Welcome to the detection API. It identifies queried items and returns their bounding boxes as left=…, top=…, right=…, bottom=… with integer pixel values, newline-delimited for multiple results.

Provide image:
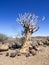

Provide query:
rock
left=12, top=44, right=16, bottom=49
left=33, top=46, right=38, bottom=51
left=8, top=42, right=16, bottom=49
left=10, top=52, right=16, bottom=57
left=47, top=38, right=49, bottom=41
left=9, top=42, right=16, bottom=50
left=16, top=42, right=22, bottom=48
left=41, top=39, right=47, bottom=44
left=31, top=40, right=38, bottom=47
left=25, top=53, right=30, bottom=57
left=30, top=40, right=38, bottom=51
left=9, top=42, right=22, bottom=49
left=6, top=52, right=9, bottom=56
left=42, top=39, right=49, bottom=45
left=36, top=47, right=42, bottom=51
left=29, top=49, right=36, bottom=56
left=0, top=44, right=9, bottom=51
left=46, top=40, right=49, bottom=45
left=11, top=42, right=16, bottom=49
left=37, top=40, right=43, bottom=45
left=29, top=46, right=33, bottom=50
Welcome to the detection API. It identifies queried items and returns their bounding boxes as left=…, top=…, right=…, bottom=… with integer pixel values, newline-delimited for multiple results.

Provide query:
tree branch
left=33, top=27, right=39, bottom=33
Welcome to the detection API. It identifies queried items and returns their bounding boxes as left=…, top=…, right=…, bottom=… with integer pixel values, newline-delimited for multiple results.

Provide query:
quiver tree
left=16, top=13, right=44, bottom=53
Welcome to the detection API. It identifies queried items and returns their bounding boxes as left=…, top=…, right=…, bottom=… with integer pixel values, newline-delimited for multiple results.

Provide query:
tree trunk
left=20, top=31, right=31, bottom=53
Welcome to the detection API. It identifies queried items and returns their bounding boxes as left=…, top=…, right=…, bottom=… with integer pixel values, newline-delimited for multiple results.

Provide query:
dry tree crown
left=16, top=13, right=45, bottom=35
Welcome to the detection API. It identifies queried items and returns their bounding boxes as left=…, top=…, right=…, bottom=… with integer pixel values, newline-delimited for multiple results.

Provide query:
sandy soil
left=0, top=46, right=49, bottom=65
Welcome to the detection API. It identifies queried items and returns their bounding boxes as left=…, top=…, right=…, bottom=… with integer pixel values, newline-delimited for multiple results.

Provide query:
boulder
left=47, top=38, right=49, bottom=41
left=10, top=52, right=16, bottom=57
left=16, top=42, right=22, bottom=48
left=46, top=40, right=49, bottom=45
left=37, top=40, right=43, bottom=45
left=31, top=40, right=38, bottom=47
left=33, top=46, right=38, bottom=51
left=42, top=39, right=49, bottom=45
left=29, top=45, right=37, bottom=51
left=29, top=49, right=36, bottom=56
left=0, top=44, right=9, bottom=51
left=41, top=39, right=47, bottom=44
left=29, top=46, right=33, bottom=50
left=9, top=42, right=22, bottom=49
left=12, top=44, right=17, bottom=49
left=11, top=42, right=16, bottom=49
left=8, top=42, right=16, bottom=49
left=30, top=41, right=38, bottom=51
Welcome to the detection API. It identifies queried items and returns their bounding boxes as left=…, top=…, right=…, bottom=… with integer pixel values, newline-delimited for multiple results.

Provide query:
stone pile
left=0, top=38, right=49, bottom=57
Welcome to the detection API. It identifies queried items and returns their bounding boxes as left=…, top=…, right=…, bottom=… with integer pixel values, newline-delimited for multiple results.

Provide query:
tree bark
left=20, top=31, right=31, bottom=53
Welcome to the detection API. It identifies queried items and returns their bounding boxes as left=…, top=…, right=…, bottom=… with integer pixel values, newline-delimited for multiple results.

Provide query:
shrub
left=0, top=33, right=8, bottom=43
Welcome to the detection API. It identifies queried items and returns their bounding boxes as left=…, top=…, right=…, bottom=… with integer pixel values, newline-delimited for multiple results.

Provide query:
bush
left=0, top=33, right=8, bottom=42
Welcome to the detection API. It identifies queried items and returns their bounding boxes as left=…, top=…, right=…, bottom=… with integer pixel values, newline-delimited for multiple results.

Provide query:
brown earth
left=0, top=46, right=49, bottom=65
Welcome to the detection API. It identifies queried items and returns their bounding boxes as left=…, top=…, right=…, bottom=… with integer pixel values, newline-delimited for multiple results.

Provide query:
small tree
left=16, top=13, right=45, bottom=53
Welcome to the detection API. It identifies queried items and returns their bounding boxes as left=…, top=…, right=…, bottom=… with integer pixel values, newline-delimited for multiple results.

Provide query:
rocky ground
left=0, top=46, right=49, bottom=65
left=0, top=37, right=49, bottom=65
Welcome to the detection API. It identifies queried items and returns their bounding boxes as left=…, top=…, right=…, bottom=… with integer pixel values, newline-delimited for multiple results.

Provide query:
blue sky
left=0, top=0, right=49, bottom=37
